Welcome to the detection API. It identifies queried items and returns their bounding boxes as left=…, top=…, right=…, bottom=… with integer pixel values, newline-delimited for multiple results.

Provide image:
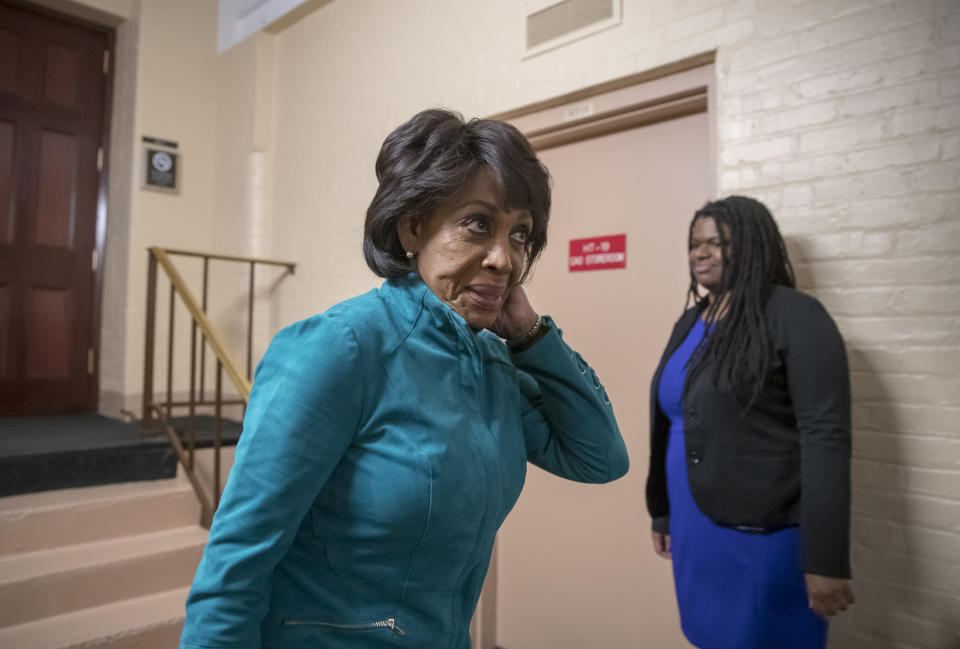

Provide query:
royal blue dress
left=658, top=318, right=827, bottom=649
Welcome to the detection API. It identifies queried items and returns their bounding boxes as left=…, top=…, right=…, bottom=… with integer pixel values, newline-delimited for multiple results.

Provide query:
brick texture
left=712, top=2, right=960, bottom=645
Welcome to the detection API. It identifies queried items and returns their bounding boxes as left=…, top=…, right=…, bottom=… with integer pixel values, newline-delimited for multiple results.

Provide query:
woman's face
left=399, top=169, right=533, bottom=330
left=689, top=216, right=729, bottom=300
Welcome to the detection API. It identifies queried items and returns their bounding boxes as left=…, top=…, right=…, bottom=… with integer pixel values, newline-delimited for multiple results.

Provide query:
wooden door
left=0, top=1, right=109, bottom=414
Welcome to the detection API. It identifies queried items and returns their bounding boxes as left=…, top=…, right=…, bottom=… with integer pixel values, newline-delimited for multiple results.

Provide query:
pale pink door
left=496, top=110, right=711, bottom=649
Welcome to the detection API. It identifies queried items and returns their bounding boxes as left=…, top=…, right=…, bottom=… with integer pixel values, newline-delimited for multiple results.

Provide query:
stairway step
left=0, top=586, right=189, bottom=649
left=0, top=477, right=200, bottom=554
left=0, top=525, right=207, bottom=627
left=0, top=444, right=179, bottom=497
left=0, top=414, right=242, bottom=497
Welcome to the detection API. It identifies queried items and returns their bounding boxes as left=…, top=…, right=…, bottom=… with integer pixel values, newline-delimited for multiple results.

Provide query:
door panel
left=497, top=112, right=710, bottom=649
left=27, top=287, right=71, bottom=377
left=43, top=41, right=82, bottom=108
left=35, top=129, right=78, bottom=247
left=0, top=1, right=107, bottom=413
left=0, top=28, right=17, bottom=93
left=0, top=119, right=12, bottom=243
left=0, top=284, right=8, bottom=377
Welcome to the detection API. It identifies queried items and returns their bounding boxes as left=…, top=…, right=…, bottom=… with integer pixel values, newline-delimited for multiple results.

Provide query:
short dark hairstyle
left=684, top=195, right=796, bottom=410
left=363, top=108, right=551, bottom=280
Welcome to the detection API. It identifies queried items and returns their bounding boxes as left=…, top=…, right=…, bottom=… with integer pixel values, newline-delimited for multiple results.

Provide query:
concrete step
left=0, top=525, right=207, bottom=627
left=0, top=586, right=189, bottom=649
left=0, top=477, right=200, bottom=555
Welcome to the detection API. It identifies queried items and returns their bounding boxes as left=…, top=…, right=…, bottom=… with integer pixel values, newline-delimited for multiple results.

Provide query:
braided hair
left=684, top=196, right=796, bottom=410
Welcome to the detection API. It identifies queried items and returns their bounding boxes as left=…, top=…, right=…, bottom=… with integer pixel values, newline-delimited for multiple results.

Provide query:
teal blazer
left=179, top=274, right=628, bottom=649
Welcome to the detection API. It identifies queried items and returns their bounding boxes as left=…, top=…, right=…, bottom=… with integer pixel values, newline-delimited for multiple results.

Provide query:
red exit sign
left=569, top=234, right=627, bottom=272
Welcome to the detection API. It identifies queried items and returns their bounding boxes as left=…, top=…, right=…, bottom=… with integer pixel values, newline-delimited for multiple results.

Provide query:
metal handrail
left=153, top=247, right=297, bottom=270
left=142, top=246, right=295, bottom=526
left=153, top=248, right=253, bottom=398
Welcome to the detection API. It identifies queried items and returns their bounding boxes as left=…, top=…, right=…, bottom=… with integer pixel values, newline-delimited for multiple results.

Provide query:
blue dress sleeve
left=510, top=317, right=629, bottom=483
left=179, top=314, right=363, bottom=649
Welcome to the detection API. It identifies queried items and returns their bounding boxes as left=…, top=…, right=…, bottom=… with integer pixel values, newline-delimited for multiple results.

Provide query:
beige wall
left=119, top=0, right=226, bottom=409
left=45, top=0, right=960, bottom=646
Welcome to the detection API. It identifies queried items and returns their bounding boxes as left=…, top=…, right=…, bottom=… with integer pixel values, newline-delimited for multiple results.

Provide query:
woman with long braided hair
left=645, top=196, right=854, bottom=649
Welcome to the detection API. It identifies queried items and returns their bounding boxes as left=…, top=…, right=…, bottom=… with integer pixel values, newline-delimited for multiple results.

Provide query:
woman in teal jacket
left=179, top=109, right=629, bottom=649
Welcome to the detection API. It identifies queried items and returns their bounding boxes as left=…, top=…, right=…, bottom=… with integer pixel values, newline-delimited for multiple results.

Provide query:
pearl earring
left=406, top=251, right=415, bottom=259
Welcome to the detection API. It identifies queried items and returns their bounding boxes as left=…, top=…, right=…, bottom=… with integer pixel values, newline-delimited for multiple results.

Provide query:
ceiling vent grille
left=526, top=0, right=615, bottom=49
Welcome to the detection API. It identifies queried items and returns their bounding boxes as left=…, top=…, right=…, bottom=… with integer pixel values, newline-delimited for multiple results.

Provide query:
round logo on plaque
left=152, top=151, right=173, bottom=172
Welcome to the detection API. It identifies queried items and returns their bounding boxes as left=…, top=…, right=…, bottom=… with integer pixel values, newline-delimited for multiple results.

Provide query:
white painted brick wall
left=719, top=0, right=960, bottom=635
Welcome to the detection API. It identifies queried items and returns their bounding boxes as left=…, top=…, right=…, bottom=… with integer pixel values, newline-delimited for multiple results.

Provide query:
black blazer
left=645, top=285, right=851, bottom=578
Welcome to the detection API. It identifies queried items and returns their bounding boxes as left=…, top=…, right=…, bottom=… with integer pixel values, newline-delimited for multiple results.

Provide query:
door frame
left=495, top=50, right=717, bottom=180
left=472, top=51, right=718, bottom=649
left=5, top=0, right=116, bottom=412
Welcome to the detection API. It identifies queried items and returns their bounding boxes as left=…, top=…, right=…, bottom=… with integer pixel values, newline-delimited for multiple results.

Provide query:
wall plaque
left=141, top=136, right=180, bottom=194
